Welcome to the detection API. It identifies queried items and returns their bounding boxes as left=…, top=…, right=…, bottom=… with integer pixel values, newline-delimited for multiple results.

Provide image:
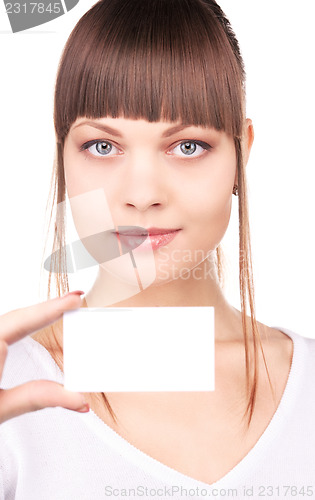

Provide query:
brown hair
left=44, top=0, right=274, bottom=430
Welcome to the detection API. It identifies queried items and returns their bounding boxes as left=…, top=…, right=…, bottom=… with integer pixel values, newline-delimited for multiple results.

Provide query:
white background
left=0, top=1, right=314, bottom=338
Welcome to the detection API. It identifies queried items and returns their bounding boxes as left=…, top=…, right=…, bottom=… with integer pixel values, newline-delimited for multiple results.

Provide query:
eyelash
left=79, top=139, right=212, bottom=159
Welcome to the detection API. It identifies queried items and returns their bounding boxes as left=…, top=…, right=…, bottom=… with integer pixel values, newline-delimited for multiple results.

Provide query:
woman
left=1, top=0, right=314, bottom=497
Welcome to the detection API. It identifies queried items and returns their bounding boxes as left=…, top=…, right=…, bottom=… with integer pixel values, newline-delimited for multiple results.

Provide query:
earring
left=232, top=185, right=238, bottom=196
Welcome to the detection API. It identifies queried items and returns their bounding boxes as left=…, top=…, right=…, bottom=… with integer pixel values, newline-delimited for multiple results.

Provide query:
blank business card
left=63, top=307, right=215, bottom=392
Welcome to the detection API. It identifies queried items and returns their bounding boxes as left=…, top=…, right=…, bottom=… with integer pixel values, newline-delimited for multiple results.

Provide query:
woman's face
left=63, top=116, right=239, bottom=287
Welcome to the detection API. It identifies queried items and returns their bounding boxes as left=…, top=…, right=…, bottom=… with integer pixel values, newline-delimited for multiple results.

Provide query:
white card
left=63, top=307, right=215, bottom=392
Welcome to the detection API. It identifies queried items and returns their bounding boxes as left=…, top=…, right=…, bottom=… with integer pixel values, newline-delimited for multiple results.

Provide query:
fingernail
left=63, top=290, right=85, bottom=298
left=76, top=403, right=90, bottom=413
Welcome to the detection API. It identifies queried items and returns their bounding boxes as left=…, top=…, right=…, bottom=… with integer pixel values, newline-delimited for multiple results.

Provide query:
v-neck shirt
left=1, top=326, right=315, bottom=499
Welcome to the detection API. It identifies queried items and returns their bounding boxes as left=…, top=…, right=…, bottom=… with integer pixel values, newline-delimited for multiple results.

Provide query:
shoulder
left=264, top=323, right=315, bottom=359
left=1, top=324, right=63, bottom=390
left=265, top=325, right=315, bottom=383
left=1, top=335, right=36, bottom=389
left=268, top=324, right=315, bottom=354
left=238, top=322, right=314, bottom=390
left=264, top=325, right=294, bottom=362
left=30, top=319, right=64, bottom=373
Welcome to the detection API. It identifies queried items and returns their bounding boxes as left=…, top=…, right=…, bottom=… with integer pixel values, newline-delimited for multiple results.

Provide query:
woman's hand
left=0, top=292, right=89, bottom=424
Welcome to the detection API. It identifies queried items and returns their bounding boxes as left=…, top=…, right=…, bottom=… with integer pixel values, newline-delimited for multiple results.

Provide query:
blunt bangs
left=54, top=0, right=246, bottom=142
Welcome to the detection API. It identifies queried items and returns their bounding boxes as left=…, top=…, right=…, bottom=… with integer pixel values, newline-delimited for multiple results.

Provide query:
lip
left=114, top=227, right=181, bottom=251
left=146, top=227, right=180, bottom=236
left=115, top=227, right=180, bottom=237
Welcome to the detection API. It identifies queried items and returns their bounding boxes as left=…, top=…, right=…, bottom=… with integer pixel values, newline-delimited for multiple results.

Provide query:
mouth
left=113, top=226, right=181, bottom=251
left=115, top=227, right=180, bottom=236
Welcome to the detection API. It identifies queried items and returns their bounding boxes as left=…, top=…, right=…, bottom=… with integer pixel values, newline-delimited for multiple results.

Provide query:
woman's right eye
left=80, top=140, right=120, bottom=157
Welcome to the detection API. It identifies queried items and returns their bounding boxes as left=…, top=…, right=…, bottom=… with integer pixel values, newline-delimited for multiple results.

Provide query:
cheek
left=183, top=160, right=235, bottom=248
left=197, top=194, right=232, bottom=250
left=63, top=147, right=116, bottom=240
left=63, top=146, right=98, bottom=198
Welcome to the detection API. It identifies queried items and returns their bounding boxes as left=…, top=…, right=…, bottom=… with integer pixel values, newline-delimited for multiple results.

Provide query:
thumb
left=0, top=380, right=89, bottom=424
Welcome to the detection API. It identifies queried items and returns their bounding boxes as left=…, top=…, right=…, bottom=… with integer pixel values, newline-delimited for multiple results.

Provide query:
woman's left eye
left=79, top=139, right=212, bottom=159
left=171, top=140, right=212, bottom=158
left=80, top=140, right=120, bottom=157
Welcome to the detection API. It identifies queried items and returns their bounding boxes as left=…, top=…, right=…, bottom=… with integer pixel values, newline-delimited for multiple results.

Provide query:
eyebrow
left=71, top=120, right=191, bottom=138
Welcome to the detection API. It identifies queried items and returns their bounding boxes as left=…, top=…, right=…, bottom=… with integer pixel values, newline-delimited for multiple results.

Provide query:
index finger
left=0, top=292, right=84, bottom=346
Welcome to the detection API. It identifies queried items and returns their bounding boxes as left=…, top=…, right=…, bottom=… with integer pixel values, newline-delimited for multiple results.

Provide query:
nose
left=121, top=154, right=168, bottom=212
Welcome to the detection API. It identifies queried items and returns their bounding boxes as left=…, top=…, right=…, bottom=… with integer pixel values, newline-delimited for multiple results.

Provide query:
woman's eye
left=171, top=140, right=212, bottom=158
left=80, top=140, right=120, bottom=157
left=79, top=139, right=211, bottom=159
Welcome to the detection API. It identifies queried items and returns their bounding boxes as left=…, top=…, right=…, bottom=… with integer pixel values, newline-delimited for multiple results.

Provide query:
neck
left=82, top=258, right=243, bottom=342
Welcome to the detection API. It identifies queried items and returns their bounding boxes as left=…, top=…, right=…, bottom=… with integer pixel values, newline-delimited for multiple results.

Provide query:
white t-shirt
left=0, top=326, right=315, bottom=500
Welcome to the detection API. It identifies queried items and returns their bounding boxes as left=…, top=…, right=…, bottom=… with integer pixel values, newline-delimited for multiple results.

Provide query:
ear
left=244, top=118, right=254, bottom=164
left=234, top=118, right=254, bottom=185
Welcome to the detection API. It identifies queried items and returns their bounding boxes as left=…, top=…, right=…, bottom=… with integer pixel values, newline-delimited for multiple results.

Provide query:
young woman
left=1, top=0, right=314, bottom=497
